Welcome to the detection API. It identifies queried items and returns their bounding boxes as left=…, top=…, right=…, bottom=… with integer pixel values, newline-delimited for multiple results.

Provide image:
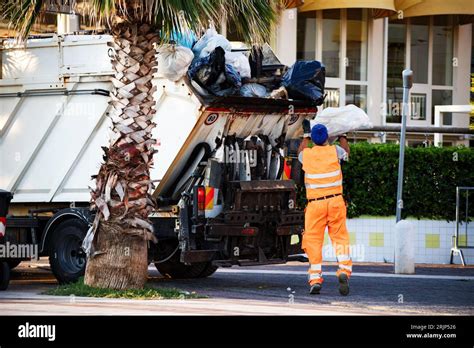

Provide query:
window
left=324, top=88, right=340, bottom=108
left=346, top=85, right=367, bottom=111
left=386, top=16, right=456, bottom=126
left=432, top=16, right=454, bottom=86
left=296, top=9, right=369, bottom=109
left=386, top=21, right=406, bottom=123
left=346, top=9, right=368, bottom=81
left=297, top=11, right=316, bottom=60
left=411, top=93, right=426, bottom=120
left=322, top=10, right=341, bottom=78
left=432, top=90, right=453, bottom=125
left=410, top=17, right=429, bottom=84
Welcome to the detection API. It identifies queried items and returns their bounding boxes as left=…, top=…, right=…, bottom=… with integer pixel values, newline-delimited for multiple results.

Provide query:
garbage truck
left=0, top=34, right=317, bottom=287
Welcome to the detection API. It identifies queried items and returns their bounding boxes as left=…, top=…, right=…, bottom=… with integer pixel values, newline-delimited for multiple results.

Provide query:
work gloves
left=302, top=119, right=311, bottom=138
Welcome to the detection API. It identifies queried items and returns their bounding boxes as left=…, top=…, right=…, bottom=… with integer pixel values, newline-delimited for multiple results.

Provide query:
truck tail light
left=0, top=190, right=13, bottom=238
left=0, top=217, right=6, bottom=238
left=241, top=227, right=257, bottom=236
left=197, top=186, right=206, bottom=215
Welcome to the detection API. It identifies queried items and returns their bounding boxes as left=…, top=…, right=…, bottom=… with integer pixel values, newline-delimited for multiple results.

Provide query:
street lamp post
left=395, top=69, right=413, bottom=222
left=394, top=69, right=415, bottom=274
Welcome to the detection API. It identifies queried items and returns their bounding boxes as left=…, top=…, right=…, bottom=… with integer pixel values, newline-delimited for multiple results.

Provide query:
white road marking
left=215, top=268, right=474, bottom=281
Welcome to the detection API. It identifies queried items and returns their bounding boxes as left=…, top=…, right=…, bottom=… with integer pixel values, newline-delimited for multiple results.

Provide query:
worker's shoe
left=337, top=273, right=350, bottom=296
left=309, top=283, right=322, bottom=295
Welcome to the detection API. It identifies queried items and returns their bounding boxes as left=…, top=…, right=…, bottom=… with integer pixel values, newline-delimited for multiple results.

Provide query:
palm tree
left=1, top=0, right=281, bottom=289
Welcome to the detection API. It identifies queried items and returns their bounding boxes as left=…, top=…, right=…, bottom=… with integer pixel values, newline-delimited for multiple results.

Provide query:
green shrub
left=298, top=143, right=474, bottom=221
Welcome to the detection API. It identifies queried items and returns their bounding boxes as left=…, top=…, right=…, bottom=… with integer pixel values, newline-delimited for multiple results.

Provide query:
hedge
left=298, top=143, right=474, bottom=221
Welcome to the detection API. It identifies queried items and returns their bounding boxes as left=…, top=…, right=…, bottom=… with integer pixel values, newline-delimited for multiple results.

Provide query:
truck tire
left=0, top=262, right=10, bottom=290
left=198, top=263, right=218, bottom=278
left=6, top=260, right=22, bottom=269
left=153, top=241, right=204, bottom=279
left=49, top=219, right=87, bottom=284
left=154, top=240, right=217, bottom=279
left=155, top=259, right=207, bottom=279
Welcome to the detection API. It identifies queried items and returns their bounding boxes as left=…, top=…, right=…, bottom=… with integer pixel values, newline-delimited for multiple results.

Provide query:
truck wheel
left=49, top=219, right=87, bottom=284
left=155, top=260, right=207, bottom=279
left=6, top=260, right=22, bottom=269
left=198, top=263, right=218, bottom=278
left=154, top=242, right=206, bottom=279
left=154, top=240, right=216, bottom=279
left=0, top=262, right=10, bottom=290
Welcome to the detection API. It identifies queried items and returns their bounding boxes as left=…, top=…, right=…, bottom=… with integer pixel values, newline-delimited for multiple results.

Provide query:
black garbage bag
left=188, top=46, right=241, bottom=96
left=282, top=61, right=325, bottom=105
left=249, top=45, right=263, bottom=78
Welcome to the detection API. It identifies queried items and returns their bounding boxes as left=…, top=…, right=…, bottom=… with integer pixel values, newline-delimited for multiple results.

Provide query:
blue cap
left=311, top=124, right=328, bottom=145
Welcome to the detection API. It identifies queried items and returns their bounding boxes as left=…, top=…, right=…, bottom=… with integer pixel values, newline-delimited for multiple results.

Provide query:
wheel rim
left=58, top=235, right=86, bottom=274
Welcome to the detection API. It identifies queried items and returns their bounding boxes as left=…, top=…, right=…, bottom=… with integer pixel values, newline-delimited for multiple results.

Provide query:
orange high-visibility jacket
left=302, top=145, right=343, bottom=199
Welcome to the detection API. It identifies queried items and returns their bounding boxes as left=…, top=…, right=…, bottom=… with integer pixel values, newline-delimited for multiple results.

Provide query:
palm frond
left=88, top=0, right=218, bottom=39
left=90, top=0, right=280, bottom=44
left=0, top=0, right=44, bottom=40
left=2, top=0, right=282, bottom=44
left=220, top=0, right=281, bottom=44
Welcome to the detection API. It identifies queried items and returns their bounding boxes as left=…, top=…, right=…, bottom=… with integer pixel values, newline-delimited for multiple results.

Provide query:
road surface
left=0, top=260, right=473, bottom=315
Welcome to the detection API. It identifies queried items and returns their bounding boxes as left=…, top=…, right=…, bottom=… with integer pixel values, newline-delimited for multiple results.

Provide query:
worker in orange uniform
left=298, top=123, right=352, bottom=296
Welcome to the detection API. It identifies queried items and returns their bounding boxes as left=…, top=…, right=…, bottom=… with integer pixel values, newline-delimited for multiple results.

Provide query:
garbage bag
left=311, top=104, right=373, bottom=137
left=249, top=45, right=263, bottom=78
left=282, top=61, right=325, bottom=105
left=207, top=64, right=242, bottom=96
left=225, top=51, right=251, bottom=79
left=169, top=29, right=197, bottom=49
left=188, top=47, right=241, bottom=96
left=188, top=46, right=226, bottom=87
left=222, top=64, right=242, bottom=90
left=193, top=28, right=232, bottom=59
left=240, top=83, right=268, bottom=97
left=157, top=45, right=194, bottom=82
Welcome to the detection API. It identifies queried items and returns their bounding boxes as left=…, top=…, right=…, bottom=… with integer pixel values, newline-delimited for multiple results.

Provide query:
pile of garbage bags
left=156, top=28, right=326, bottom=105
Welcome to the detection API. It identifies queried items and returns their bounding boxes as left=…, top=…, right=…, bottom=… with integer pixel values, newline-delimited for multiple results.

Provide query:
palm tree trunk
left=84, top=21, right=158, bottom=289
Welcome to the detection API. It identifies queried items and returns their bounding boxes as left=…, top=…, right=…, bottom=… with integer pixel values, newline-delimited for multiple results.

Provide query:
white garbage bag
left=225, top=51, right=251, bottom=79
left=311, top=104, right=373, bottom=137
left=157, top=45, right=194, bottom=82
left=240, top=83, right=267, bottom=97
left=193, top=28, right=232, bottom=59
left=82, top=225, right=94, bottom=258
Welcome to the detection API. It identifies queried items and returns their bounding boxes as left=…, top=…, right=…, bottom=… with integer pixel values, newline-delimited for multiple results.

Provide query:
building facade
left=273, top=2, right=473, bottom=147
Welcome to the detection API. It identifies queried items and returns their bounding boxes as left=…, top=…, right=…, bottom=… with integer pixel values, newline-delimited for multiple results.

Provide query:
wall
left=320, top=217, right=474, bottom=265
left=274, top=8, right=297, bottom=66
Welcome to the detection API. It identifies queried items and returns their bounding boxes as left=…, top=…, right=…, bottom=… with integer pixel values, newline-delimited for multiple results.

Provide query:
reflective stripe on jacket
left=302, top=145, right=343, bottom=199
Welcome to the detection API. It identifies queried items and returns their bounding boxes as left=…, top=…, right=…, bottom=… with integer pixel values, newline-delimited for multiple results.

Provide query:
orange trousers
left=302, top=195, right=352, bottom=285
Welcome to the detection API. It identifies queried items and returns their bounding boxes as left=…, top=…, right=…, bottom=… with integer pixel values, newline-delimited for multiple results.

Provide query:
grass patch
left=44, top=278, right=202, bottom=300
